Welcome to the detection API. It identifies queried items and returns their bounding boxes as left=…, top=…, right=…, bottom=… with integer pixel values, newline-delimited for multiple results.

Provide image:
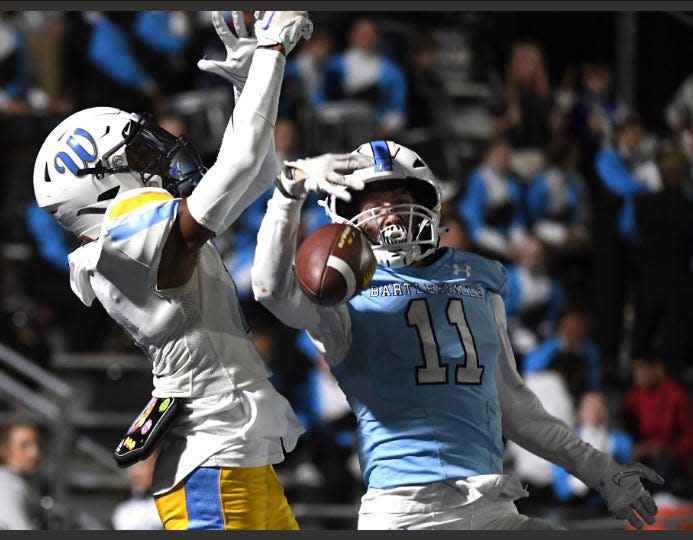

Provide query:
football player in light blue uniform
left=252, top=140, right=663, bottom=530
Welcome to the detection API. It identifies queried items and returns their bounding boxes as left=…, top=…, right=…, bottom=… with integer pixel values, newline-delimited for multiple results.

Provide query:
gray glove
left=594, top=460, right=664, bottom=529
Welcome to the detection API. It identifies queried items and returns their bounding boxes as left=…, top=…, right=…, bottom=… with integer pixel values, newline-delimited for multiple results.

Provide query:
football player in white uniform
left=251, top=140, right=664, bottom=530
left=33, top=11, right=313, bottom=530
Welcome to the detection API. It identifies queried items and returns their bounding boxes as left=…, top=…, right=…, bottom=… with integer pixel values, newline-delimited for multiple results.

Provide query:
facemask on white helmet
left=321, top=140, right=442, bottom=268
left=33, top=106, right=206, bottom=241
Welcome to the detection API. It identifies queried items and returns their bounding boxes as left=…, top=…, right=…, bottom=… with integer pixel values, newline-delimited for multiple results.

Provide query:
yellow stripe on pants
left=154, top=480, right=189, bottom=530
left=155, top=465, right=298, bottom=530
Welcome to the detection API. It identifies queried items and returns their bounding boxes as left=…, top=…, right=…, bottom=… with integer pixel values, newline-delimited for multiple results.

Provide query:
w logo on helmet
left=54, top=128, right=98, bottom=175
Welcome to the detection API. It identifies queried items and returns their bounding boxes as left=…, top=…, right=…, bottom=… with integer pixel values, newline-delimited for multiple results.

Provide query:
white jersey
left=68, top=187, right=305, bottom=495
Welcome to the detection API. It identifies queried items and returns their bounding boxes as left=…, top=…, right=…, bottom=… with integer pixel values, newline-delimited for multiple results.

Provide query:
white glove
left=594, top=460, right=664, bottom=529
left=253, top=11, right=313, bottom=56
left=197, top=11, right=256, bottom=96
left=280, top=153, right=373, bottom=201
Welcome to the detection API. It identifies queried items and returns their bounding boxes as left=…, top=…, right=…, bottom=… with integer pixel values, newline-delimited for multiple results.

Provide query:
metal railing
left=0, top=341, right=75, bottom=503
left=0, top=341, right=125, bottom=528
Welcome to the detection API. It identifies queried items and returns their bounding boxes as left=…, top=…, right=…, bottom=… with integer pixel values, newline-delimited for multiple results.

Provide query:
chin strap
left=75, top=163, right=131, bottom=180
left=374, top=243, right=424, bottom=269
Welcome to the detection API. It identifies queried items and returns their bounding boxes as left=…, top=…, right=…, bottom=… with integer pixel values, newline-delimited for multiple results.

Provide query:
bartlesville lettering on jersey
left=369, top=282, right=485, bottom=298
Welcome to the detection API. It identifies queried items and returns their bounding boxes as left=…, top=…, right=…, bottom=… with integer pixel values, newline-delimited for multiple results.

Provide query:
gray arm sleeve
left=490, top=292, right=612, bottom=487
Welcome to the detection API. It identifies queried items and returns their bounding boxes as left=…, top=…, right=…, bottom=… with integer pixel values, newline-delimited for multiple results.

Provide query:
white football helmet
left=33, top=106, right=205, bottom=241
left=321, top=140, right=442, bottom=268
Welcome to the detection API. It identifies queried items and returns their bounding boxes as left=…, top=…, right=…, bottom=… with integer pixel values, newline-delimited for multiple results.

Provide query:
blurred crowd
left=1, top=10, right=693, bottom=529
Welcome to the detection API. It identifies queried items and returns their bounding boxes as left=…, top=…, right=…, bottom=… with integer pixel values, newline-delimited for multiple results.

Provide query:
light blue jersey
left=331, top=248, right=509, bottom=489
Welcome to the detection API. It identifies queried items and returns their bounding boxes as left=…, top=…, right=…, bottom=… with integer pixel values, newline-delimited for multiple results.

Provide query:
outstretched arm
left=158, top=12, right=312, bottom=288
left=490, top=292, right=663, bottom=529
left=181, top=42, right=285, bottom=243
left=251, top=182, right=353, bottom=367
left=251, top=153, right=370, bottom=365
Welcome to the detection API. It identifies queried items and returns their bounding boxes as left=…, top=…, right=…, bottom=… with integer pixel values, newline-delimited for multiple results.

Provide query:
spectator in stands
left=10, top=12, right=74, bottom=115
left=491, top=39, right=561, bottom=181
left=458, top=137, right=526, bottom=262
left=623, top=354, right=693, bottom=495
left=0, top=12, right=31, bottom=115
left=523, top=308, right=600, bottom=390
left=112, top=448, right=162, bottom=530
left=282, top=27, right=334, bottom=120
left=596, top=113, right=660, bottom=239
left=0, top=421, right=42, bottom=530
left=526, top=138, right=590, bottom=252
left=628, top=144, right=693, bottom=378
left=552, top=392, right=633, bottom=504
left=592, top=112, right=656, bottom=377
left=504, top=236, right=563, bottom=356
left=131, top=12, right=192, bottom=96
left=80, top=12, right=159, bottom=112
left=403, top=32, right=454, bottom=179
left=665, top=70, right=693, bottom=135
left=315, top=17, right=408, bottom=138
left=569, top=61, right=625, bottom=183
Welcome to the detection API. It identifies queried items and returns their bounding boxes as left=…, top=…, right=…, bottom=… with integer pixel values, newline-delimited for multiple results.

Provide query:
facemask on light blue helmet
left=320, top=140, right=442, bottom=268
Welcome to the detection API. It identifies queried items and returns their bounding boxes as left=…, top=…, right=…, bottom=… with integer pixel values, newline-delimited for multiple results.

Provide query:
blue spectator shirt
left=314, top=50, right=407, bottom=127
left=523, top=336, right=601, bottom=390
left=458, top=165, right=525, bottom=244
left=595, top=146, right=651, bottom=240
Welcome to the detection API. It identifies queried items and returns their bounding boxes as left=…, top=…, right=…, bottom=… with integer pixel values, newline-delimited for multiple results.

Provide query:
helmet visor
left=124, top=114, right=206, bottom=197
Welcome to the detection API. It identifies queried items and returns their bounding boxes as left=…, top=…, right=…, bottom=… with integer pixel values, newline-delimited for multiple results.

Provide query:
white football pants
left=357, top=478, right=565, bottom=530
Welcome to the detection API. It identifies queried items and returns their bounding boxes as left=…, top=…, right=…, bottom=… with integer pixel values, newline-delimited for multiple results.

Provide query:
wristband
left=274, top=175, right=303, bottom=200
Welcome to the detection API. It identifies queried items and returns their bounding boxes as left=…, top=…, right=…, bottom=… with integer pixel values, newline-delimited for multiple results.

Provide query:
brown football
left=294, top=223, right=377, bottom=306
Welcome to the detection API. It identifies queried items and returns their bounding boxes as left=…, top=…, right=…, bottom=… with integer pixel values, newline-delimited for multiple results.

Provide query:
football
left=294, top=223, right=377, bottom=306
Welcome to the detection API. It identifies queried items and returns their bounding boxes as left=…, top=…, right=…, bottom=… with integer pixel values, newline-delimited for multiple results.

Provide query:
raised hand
left=197, top=11, right=256, bottom=92
left=285, top=154, right=372, bottom=201
left=254, top=11, right=313, bottom=56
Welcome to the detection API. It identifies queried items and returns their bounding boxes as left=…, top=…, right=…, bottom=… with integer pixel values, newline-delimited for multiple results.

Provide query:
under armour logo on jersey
left=452, top=264, right=472, bottom=278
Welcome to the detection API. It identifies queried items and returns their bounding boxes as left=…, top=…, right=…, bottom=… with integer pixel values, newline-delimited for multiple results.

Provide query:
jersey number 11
left=406, top=298, right=484, bottom=385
